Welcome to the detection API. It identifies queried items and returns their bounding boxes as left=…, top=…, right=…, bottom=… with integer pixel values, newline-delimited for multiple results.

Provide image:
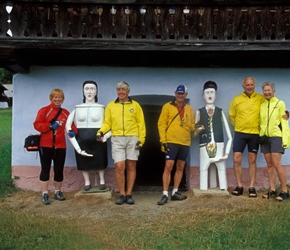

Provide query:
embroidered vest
left=198, top=106, right=224, bottom=144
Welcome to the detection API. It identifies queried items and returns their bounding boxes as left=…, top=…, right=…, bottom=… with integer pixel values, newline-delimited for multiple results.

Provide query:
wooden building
left=1, top=0, right=290, bottom=73
left=2, top=0, right=290, bottom=192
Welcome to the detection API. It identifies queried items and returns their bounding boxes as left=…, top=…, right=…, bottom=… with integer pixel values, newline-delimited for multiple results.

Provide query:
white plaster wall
left=12, top=66, right=290, bottom=169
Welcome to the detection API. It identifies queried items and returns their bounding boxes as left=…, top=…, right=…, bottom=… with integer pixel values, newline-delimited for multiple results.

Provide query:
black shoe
left=42, top=194, right=51, bottom=205
left=171, top=191, right=187, bottom=201
left=115, top=195, right=127, bottom=205
left=262, top=190, right=276, bottom=199
left=54, top=191, right=66, bottom=201
left=157, top=195, right=168, bottom=205
left=248, top=187, right=257, bottom=198
left=276, top=191, right=289, bottom=201
left=84, top=185, right=91, bottom=191
left=231, top=186, right=243, bottom=196
left=126, top=195, right=135, bottom=205
left=99, top=184, right=106, bottom=190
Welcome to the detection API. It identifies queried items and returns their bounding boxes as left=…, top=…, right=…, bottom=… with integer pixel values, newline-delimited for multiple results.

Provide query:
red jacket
left=33, top=103, right=73, bottom=148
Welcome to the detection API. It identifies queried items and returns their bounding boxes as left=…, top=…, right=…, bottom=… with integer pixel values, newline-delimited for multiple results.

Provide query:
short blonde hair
left=49, top=88, right=65, bottom=102
left=116, top=81, right=130, bottom=90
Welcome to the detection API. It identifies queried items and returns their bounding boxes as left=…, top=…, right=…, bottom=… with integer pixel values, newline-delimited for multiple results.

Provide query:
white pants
left=199, top=142, right=227, bottom=190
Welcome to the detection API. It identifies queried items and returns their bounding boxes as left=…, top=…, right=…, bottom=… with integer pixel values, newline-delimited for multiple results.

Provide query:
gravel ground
left=1, top=187, right=264, bottom=220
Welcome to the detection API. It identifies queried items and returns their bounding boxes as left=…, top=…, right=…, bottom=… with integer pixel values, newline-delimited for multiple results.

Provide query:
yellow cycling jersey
left=99, top=97, right=146, bottom=145
left=158, top=100, right=196, bottom=146
left=229, top=91, right=264, bottom=134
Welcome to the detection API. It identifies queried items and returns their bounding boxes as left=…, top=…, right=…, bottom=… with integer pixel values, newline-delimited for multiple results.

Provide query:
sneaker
left=99, top=184, right=106, bottom=190
left=157, top=195, right=168, bottom=205
left=171, top=191, right=187, bottom=201
left=126, top=195, right=135, bottom=205
left=42, top=194, right=51, bottom=205
left=54, top=191, right=66, bottom=201
left=115, top=195, right=127, bottom=205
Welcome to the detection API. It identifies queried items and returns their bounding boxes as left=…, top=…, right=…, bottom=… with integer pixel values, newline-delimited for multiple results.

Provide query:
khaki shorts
left=111, top=136, right=139, bottom=163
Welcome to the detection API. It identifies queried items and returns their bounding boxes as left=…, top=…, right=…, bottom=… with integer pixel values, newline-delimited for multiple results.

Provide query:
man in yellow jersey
left=157, top=85, right=200, bottom=205
left=96, top=81, right=146, bottom=205
left=229, top=77, right=264, bottom=198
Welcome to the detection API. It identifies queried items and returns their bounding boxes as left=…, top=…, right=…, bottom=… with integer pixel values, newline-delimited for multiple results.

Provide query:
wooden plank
left=9, top=1, right=290, bottom=6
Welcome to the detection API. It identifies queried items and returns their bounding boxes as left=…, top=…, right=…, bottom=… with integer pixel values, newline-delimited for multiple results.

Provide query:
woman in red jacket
left=34, top=88, right=73, bottom=205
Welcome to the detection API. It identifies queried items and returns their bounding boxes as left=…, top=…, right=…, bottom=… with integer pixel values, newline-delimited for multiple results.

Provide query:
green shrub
left=0, top=108, right=14, bottom=197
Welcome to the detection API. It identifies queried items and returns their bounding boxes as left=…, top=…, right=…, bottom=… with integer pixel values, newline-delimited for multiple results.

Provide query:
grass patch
left=94, top=202, right=290, bottom=250
left=0, top=207, right=103, bottom=250
left=0, top=108, right=17, bottom=199
left=3, top=202, right=288, bottom=250
left=0, top=108, right=12, bottom=183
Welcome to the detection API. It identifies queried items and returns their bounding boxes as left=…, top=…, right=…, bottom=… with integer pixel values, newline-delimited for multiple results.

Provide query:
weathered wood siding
left=1, top=3, right=290, bottom=42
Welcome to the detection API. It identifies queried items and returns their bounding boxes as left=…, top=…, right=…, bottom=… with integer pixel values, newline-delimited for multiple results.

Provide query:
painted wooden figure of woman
left=66, top=80, right=111, bottom=191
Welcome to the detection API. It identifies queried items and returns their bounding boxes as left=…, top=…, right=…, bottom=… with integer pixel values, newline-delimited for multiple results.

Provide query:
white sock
left=163, top=191, right=168, bottom=197
left=172, top=188, right=178, bottom=196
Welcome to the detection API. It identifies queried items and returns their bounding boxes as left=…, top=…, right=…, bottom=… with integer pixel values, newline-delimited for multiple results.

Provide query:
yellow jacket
left=260, top=96, right=290, bottom=148
left=99, top=97, right=146, bottom=145
left=158, top=100, right=196, bottom=146
left=229, top=91, right=264, bottom=134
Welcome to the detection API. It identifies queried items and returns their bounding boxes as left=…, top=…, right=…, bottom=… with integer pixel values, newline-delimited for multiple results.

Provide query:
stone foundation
left=188, top=165, right=290, bottom=190
left=12, top=165, right=290, bottom=192
left=12, top=166, right=117, bottom=192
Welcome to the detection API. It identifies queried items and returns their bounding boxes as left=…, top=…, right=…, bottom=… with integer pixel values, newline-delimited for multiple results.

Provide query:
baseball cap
left=175, top=85, right=188, bottom=94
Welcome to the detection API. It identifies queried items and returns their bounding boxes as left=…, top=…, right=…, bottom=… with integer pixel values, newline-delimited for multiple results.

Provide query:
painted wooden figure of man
left=195, top=81, right=232, bottom=190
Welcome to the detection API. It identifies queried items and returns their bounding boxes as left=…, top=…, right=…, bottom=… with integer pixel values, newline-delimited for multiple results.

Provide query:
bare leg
left=271, top=153, right=287, bottom=192
left=54, top=180, right=62, bottom=190
left=233, top=152, right=243, bottom=187
left=248, top=152, right=257, bottom=188
left=40, top=180, right=49, bottom=192
left=162, top=160, right=175, bottom=191
left=263, top=153, right=276, bottom=191
left=173, top=160, right=185, bottom=189
left=126, top=160, right=137, bottom=195
left=115, top=161, right=126, bottom=195
left=157, top=159, right=174, bottom=205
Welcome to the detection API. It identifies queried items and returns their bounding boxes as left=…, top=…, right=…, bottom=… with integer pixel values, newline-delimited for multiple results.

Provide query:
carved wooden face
left=83, top=83, right=97, bottom=103
left=203, top=88, right=216, bottom=105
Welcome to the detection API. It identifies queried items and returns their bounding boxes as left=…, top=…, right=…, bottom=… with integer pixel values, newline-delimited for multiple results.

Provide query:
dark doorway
left=135, top=104, right=164, bottom=187
left=133, top=95, right=187, bottom=191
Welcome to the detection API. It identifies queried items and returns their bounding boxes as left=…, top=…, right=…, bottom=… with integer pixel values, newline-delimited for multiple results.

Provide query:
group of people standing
left=230, top=77, right=289, bottom=201
left=33, top=76, right=290, bottom=206
left=34, top=80, right=145, bottom=205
